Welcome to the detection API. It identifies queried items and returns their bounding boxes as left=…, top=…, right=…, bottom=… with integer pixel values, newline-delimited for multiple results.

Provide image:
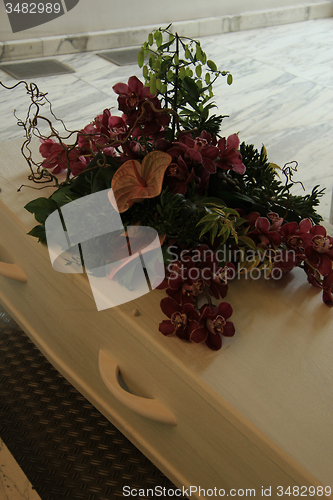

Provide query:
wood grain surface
left=0, top=138, right=332, bottom=499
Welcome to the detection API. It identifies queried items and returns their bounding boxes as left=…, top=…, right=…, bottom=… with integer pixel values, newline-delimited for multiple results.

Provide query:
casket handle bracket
left=0, top=262, right=27, bottom=282
left=99, top=350, right=177, bottom=426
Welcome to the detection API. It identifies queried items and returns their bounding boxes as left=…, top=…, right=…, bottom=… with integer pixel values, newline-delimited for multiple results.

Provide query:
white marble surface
left=0, top=438, right=42, bottom=500
left=0, top=18, right=332, bottom=222
left=0, top=1, right=332, bottom=61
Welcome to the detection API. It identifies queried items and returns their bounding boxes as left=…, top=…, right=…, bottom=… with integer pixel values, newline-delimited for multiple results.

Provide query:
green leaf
left=199, top=220, right=216, bottom=239
left=24, top=197, right=58, bottom=224
left=182, top=76, right=200, bottom=101
left=148, top=33, right=154, bottom=46
left=167, top=69, right=174, bottom=81
left=27, top=224, right=46, bottom=243
left=197, top=213, right=219, bottom=224
left=211, top=223, right=218, bottom=244
left=219, top=191, right=255, bottom=208
left=50, top=184, right=81, bottom=206
left=179, top=66, right=186, bottom=79
left=150, top=76, right=157, bottom=95
left=222, top=207, right=240, bottom=217
left=196, top=65, right=202, bottom=77
left=92, top=166, right=118, bottom=193
left=138, top=49, right=145, bottom=68
left=238, top=235, right=257, bottom=250
left=219, top=227, right=231, bottom=245
left=261, top=144, right=267, bottom=160
left=153, top=59, right=161, bottom=71
left=207, top=59, right=217, bottom=71
left=199, top=197, right=226, bottom=208
left=227, top=73, right=233, bottom=85
left=217, top=225, right=228, bottom=236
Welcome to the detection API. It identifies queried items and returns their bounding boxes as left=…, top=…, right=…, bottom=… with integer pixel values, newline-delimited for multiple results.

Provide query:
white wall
left=0, top=0, right=326, bottom=41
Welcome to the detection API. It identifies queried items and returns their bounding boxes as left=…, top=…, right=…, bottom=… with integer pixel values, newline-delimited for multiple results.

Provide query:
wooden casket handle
left=98, top=350, right=177, bottom=426
left=0, top=262, right=27, bottom=282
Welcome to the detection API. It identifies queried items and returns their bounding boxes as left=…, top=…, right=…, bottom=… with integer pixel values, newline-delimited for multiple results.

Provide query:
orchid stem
left=171, top=32, right=180, bottom=141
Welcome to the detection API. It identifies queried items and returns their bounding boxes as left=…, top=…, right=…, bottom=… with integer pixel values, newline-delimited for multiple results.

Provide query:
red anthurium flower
left=190, top=302, right=235, bottom=351
left=159, top=298, right=200, bottom=340
left=304, top=225, right=333, bottom=276
left=216, top=133, right=246, bottom=174
left=110, top=151, right=172, bottom=213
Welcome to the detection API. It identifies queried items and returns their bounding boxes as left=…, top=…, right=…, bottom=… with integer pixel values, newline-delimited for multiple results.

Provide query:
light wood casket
left=0, top=139, right=332, bottom=499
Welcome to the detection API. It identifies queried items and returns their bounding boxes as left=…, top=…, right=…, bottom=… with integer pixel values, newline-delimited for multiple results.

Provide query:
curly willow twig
left=282, top=160, right=305, bottom=191
left=0, top=80, right=178, bottom=190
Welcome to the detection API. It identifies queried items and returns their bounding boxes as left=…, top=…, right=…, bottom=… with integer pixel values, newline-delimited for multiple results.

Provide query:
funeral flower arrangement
left=2, top=27, right=332, bottom=351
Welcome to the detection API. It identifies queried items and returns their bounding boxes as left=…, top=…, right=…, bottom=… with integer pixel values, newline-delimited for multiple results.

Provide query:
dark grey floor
left=0, top=305, right=186, bottom=500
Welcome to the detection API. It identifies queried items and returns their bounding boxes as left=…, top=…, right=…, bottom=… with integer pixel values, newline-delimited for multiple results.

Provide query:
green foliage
left=121, top=188, right=201, bottom=249
left=25, top=197, right=58, bottom=224
left=140, top=26, right=232, bottom=138
left=208, top=143, right=324, bottom=224
left=196, top=201, right=245, bottom=246
left=27, top=224, right=47, bottom=243
left=238, top=143, right=324, bottom=224
left=181, top=113, right=225, bottom=137
left=25, top=154, right=119, bottom=241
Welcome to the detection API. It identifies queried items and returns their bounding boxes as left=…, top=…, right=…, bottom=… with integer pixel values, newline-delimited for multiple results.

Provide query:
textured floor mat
left=0, top=60, right=74, bottom=79
left=97, top=48, right=142, bottom=66
left=0, top=306, right=186, bottom=500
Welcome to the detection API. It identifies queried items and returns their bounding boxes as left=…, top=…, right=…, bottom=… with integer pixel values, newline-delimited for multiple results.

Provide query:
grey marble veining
left=0, top=1, right=332, bottom=62
left=0, top=18, right=332, bottom=220
left=0, top=438, right=42, bottom=500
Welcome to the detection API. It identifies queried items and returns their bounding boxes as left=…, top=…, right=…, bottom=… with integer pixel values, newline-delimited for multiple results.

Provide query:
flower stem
left=171, top=33, right=180, bottom=141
